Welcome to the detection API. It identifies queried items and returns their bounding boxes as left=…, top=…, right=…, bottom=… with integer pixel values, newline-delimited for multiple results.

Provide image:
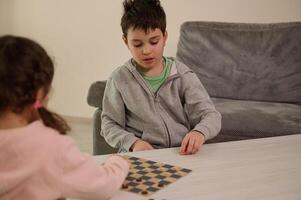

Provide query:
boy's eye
left=134, top=44, right=142, bottom=47
left=150, top=41, right=159, bottom=45
left=133, top=43, right=142, bottom=47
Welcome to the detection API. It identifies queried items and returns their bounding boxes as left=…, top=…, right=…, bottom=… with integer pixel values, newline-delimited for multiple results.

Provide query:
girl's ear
left=35, top=87, right=48, bottom=107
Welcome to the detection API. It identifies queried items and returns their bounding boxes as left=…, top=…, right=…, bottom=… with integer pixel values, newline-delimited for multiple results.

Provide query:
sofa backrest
left=176, top=21, right=301, bottom=103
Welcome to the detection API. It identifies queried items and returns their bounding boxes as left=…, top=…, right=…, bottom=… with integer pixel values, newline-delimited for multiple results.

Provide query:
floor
left=66, top=117, right=93, bottom=155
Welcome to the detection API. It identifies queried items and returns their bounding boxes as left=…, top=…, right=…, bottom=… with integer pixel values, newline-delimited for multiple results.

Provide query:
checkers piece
left=158, top=182, right=164, bottom=187
left=121, top=156, right=192, bottom=196
left=122, top=183, right=128, bottom=189
left=142, top=190, right=148, bottom=195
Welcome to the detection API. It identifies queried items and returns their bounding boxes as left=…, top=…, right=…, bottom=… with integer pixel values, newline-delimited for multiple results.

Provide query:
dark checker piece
left=121, top=156, right=192, bottom=196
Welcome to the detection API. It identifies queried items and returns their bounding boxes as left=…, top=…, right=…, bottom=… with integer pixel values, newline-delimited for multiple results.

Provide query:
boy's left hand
left=180, top=131, right=205, bottom=155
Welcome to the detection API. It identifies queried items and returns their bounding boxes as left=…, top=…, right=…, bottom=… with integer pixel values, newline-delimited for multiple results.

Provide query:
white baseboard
left=62, top=115, right=93, bottom=124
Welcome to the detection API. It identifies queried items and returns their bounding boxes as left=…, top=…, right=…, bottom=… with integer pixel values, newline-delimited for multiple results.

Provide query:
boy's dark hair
left=0, top=35, right=70, bottom=135
left=121, top=0, right=166, bottom=37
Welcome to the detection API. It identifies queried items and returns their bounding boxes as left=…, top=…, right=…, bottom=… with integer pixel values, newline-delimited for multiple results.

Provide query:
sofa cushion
left=177, top=21, right=301, bottom=103
left=207, top=98, right=301, bottom=143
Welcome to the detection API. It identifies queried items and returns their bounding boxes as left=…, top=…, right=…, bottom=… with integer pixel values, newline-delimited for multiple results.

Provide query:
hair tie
left=33, top=100, right=43, bottom=109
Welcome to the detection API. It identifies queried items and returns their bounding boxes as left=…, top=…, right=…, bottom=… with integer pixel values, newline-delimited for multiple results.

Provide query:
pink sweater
left=0, top=121, right=129, bottom=200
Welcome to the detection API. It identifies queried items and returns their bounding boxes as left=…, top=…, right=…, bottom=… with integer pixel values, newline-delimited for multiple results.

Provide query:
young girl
left=0, top=35, right=129, bottom=200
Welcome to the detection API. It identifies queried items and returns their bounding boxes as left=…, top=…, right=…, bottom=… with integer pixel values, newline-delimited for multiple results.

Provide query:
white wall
left=0, top=0, right=13, bottom=34
left=2, top=0, right=301, bottom=118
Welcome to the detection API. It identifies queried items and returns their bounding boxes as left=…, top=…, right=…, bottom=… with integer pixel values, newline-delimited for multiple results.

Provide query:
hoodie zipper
left=127, top=58, right=192, bottom=148
left=135, top=71, right=171, bottom=147
left=134, top=70, right=177, bottom=148
left=153, top=75, right=179, bottom=148
left=154, top=94, right=171, bottom=148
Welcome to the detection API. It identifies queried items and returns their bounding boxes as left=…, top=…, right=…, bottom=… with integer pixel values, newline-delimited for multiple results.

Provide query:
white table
left=94, top=135, right=301, bottom=200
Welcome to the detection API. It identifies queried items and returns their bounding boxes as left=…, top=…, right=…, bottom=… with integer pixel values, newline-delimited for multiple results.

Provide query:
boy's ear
left=163, top=31, right=168, bottom=46
left=122, top=35, right=129, bottom=47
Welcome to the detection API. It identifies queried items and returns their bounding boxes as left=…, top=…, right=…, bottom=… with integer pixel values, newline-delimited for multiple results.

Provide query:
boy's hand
left=131, top=139, right=154, bottom=152
left=180, top=131, right=205, bottom=155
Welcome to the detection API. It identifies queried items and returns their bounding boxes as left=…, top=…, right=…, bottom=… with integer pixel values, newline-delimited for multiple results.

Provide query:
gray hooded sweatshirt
left=101, top=58, right=221, bottom=152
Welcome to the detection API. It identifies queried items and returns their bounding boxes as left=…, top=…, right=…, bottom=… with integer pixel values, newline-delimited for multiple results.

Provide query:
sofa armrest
left=93, top=108, right=117, bottom=155
left=87, top=81, right=117, bottom=155
left=87, top=81, right=107, bottom=108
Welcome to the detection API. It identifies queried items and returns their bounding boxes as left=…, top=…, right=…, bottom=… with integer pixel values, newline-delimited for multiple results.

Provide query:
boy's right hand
left=131, top=139, right=154, bottom=152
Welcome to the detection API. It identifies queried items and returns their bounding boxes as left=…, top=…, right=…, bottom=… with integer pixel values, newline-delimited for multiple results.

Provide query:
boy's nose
left=142, top=45, right=151, bottom=55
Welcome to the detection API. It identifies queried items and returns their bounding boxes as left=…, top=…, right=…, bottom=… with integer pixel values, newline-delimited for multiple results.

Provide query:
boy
left=101, top=0, right=221, bottom=155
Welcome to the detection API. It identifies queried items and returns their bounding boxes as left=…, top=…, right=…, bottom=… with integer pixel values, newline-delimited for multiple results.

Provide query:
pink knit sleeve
left=55, top=137, right=129, bottom=200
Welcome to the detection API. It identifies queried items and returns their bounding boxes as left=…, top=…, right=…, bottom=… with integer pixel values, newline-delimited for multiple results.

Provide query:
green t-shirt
left=139, top=57, right=172, bottom=93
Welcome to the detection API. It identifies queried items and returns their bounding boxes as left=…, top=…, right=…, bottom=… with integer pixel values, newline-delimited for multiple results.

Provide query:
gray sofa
left=87, top=80, right=116, bottom=155
left=87, top=21, right=301, bottom=155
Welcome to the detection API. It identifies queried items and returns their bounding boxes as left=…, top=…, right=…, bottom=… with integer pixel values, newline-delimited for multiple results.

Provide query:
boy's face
left=123, top=27, right=167, bottom=73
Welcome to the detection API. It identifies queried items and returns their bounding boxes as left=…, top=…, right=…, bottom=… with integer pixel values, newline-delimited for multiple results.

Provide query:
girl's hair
left=0, top=35, right=70, bottom=134
left=121, top=0, right=166, bottom=37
